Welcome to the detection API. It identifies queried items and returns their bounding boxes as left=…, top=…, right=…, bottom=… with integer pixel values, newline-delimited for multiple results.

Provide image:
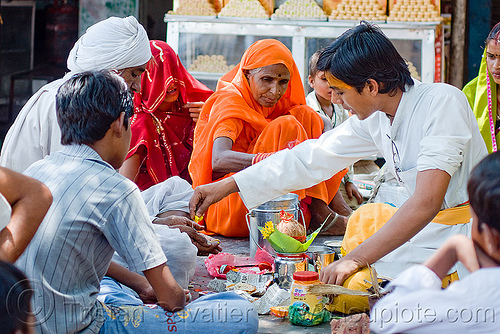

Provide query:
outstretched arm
left=320, top=169, right=450, bottom=285
left=0, top=167, right=52, bottom=262
left=189, top=177, right=239, bottom=219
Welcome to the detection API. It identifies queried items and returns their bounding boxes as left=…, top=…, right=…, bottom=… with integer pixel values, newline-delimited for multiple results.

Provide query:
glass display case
left=165, top=15, right=444, bottom=91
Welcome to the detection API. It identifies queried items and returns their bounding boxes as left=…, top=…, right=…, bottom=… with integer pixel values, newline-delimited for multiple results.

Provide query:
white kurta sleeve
left=233, top=117, right=379, bottom=209
left=0, top=79, right=65, bottom=173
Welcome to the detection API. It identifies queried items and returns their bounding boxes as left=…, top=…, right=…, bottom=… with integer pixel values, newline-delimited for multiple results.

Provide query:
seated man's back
left=16, top=144, right=165, bottom=333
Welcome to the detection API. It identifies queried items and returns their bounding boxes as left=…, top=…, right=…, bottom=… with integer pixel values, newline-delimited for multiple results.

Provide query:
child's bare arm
left=0, top=167, right=52, bottom=262
left=143, top=263, right=186, bottom=311
left=106, top=261, right=158, bottom=303
left=423, top=234, right=480, bottom=280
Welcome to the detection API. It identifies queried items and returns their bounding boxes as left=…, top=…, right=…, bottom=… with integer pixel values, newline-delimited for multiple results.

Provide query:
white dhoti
left=112, top=177, right=197, bottom=289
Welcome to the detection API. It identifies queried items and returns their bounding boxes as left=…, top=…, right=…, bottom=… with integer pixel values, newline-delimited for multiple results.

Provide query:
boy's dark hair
left=486, top=22, right=500, bottom=46
left=468, top=151, right=500, bottom=232
left=317, top=21, right=414, bottom=95
left=56, top=70, right=133, bottom=146
left=0, top=260, right=33, bottom=334
left=308, top=50, right=322, bottom=77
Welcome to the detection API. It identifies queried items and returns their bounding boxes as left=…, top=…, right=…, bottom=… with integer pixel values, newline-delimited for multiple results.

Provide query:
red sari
left=129, top=40, right=213, bottom=190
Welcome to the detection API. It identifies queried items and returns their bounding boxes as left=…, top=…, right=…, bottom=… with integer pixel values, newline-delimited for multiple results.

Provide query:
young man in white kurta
left=234, top=78, right=487, bottom=278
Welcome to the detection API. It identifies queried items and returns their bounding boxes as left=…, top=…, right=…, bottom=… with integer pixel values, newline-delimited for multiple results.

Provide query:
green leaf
left=258, top=220, right=326, bottom=253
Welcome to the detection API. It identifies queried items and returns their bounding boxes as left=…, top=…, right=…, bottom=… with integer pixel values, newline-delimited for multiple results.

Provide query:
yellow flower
left=261, top=221, right=275, bottom=239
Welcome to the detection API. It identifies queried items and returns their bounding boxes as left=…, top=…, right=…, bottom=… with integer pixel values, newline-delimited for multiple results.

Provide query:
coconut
left=276, top=210, right=306, bottom=242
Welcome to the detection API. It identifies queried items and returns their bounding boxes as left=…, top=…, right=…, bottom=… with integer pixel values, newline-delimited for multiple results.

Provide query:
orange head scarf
left=189, top=39, right=317, bottom=187
left=217, top=38, right=307, bottom=118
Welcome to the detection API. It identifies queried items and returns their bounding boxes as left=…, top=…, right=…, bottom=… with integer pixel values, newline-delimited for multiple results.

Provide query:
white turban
left=67, top=16, right=151, bottom=72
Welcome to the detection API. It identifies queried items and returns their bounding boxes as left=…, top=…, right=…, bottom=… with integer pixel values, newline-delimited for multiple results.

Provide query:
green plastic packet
left=288, top=301, right=331, bottom=326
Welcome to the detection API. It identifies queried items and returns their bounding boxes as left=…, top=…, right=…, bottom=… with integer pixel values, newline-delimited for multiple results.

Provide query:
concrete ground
left=189, top=235, right=344, bottom=333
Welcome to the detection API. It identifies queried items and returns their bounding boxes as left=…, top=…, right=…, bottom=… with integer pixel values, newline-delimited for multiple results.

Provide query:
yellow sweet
left=272, top=0, right=327, bottom=19
left=188, top=54, right=234, bottom=73
left=329, top=0, right=387, bottom=21
left=219, top=0, right=269, bottom=18
left=387, top=0, right=443, bottom=22
left=168, top=0, right=216, bottom=16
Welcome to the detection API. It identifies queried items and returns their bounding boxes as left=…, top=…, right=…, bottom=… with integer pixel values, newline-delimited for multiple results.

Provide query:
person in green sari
left=463, top=22, right=500, bottom=153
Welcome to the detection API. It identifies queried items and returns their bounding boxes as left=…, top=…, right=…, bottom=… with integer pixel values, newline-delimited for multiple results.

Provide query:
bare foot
left=321, top=215, right=348, bottom=235
left=308, top=197, right=346, bottom=235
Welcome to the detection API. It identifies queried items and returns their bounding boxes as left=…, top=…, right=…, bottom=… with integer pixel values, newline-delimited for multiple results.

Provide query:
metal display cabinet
left=165, top=15, right=444, bottom=91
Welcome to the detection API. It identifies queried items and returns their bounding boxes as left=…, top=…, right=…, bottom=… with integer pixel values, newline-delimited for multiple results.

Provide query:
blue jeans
left=98, top=277, right=258, bottom=333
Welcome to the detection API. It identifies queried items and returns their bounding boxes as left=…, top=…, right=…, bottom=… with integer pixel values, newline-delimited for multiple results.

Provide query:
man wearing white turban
left=0, top=16, right=151, bottom=173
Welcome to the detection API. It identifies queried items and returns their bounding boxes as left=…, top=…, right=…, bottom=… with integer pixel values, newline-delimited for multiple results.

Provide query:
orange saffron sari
left=189, top=39, right=345, bottom=237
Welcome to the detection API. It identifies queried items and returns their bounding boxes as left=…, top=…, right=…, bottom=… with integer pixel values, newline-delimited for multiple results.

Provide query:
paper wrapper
left=226, top=270, right=273, bottom=296
left=253, top=283, right=291, bottom=315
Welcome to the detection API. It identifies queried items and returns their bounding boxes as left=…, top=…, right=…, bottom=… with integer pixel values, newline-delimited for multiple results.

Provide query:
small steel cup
left=305, top=246, right=336, bottom=273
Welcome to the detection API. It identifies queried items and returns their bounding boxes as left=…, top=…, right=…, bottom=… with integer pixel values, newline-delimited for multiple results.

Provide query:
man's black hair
left=317, top=21, right=414, bottom=95
left=0, top=260, right=33, bottom=334
left=468, top=151, right=500, bottom=232
left=56, top=70, right=134, bottom=146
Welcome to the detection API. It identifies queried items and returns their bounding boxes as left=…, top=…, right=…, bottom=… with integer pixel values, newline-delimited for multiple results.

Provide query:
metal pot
left=324, top=239, right=343, bottom=260
left=305, top=246, right=336, bottom=273
left=274, top=252, right=307, bottom=289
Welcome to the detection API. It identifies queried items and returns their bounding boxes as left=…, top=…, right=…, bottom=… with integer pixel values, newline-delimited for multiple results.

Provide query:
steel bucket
left=246, top=193, right=303, bottom=257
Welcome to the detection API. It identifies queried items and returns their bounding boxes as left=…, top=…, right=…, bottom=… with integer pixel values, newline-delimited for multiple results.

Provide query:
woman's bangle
left=320, top=212, right=339, bottom=233
left=251, top=152, right=274, bottom=165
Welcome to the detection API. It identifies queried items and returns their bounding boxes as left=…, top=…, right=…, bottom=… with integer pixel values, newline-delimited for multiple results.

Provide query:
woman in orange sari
left=189, top=39, right=350, bottom=237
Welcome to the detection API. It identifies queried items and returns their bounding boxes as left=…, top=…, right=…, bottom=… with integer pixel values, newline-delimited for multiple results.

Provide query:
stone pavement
left=188, top=235, right=345, bottom=333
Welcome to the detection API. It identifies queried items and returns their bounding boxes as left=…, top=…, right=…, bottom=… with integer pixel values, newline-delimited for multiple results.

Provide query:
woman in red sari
left=189, top=39, right=350, bottom=237
left=120, top=40, right=213, bottom=189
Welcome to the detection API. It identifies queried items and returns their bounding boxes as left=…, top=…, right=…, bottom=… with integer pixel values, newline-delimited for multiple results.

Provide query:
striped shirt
left=16, top=144, right=166, bottom=333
